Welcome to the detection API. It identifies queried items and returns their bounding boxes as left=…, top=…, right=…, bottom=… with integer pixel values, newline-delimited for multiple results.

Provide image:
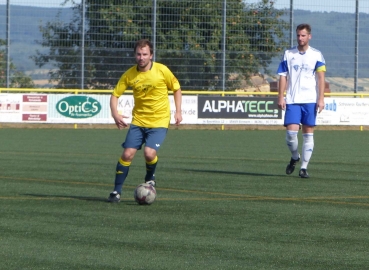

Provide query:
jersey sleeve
left=170, top=76, right=181, bottom=92
left=315, top=61, right=326, bottom=72
left=315, top=52, right=326, bottom=72
left=112, top=73, right=128, bottom=97
left=162, top=65, right=181, bottom=91
left=277, top=52, right=288, bottom=76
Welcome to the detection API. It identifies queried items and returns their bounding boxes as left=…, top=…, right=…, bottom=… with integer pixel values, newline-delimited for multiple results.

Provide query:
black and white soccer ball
left=134, top=183, right=157, bottom=205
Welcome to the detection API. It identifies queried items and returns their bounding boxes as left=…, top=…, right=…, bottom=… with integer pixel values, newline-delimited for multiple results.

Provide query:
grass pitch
left=1, top=128, right=369, bottom=269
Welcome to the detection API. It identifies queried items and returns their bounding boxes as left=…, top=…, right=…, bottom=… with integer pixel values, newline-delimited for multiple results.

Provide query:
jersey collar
left=136, top=61, right=154, bottom=72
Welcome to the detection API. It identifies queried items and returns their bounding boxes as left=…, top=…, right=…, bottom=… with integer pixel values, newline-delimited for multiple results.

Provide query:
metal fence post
left=81, top=0, right=86, bottom=90
left=6, top=0, right=10, bottom=88
left=221, top=0, right=226, bottom=91
left=354, top=0, right=359, bottom=94
left=152, top=0, right=157, bottom=62
left=290, top=0, right=294, bottom=48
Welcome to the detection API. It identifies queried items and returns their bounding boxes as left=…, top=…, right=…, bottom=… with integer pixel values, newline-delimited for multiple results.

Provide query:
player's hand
left=316, top=100, right=325, bottom=113
left=174, top=111, right=182, bottom=126
left=113, top=114, right=129, bottom=130
left=278, top=97, right=286, bottom=110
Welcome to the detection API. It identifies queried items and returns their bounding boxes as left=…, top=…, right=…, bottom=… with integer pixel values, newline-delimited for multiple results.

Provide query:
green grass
left=1, top=128, right=369, bottom=269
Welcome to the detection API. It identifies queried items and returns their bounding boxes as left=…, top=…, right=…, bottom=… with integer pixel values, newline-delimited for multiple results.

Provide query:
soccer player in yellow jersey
left=108, top=39, right=182, bottom=203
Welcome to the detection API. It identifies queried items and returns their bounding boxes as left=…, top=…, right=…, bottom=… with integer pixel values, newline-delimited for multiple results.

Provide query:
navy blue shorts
left=122, top=124, right=168, bottom=151
left=284, top=103, right=317, bottom=127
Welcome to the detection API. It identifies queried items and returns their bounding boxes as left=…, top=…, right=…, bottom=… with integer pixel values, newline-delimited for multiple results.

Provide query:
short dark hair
left=296, top=23, right=311, bottom=34
left=134, top=39, right=153, bottom=55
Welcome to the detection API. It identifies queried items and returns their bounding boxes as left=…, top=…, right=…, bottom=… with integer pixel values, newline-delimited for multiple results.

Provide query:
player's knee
left=286, top=130, right=298, bottom=142
left=144, top=148, right=157, bottom=162
left=122, top=148, right=136, bottom=161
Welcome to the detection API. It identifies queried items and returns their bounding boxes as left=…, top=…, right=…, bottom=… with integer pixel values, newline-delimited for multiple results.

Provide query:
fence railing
left=1, top=0, right=368, bottom=92
left=2, top=88, right=369, bottom=98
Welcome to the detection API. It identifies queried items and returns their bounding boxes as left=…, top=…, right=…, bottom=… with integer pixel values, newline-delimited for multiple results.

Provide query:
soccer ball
left=134, top=183, right=157, bottom=205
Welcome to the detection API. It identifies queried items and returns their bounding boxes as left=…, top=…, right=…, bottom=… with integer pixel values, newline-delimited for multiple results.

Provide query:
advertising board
left=1, top=94, right=369, bottom=126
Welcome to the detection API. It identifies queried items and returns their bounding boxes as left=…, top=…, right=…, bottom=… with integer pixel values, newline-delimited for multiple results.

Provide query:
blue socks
left=114, top=158, right=131, bottom=194
left=145, top=156, right=158, bottom=181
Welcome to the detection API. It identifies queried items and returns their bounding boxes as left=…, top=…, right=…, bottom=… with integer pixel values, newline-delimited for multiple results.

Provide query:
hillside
left=290, top=10, right=369, bottom=78
left=0, top=5, right=368, bottom=79
left=0, top=5, right=73, bottom=76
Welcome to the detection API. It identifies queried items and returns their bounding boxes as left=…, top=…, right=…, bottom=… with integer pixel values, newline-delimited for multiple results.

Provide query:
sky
left=0, top=0, right=78, bottom=8
left=0, top=0, right=368, bottom=13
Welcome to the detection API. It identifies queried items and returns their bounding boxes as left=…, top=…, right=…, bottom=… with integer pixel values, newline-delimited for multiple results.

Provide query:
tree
left=155, top=0, right=288, bottom=90
left=0, top=39, right=35, bottom=88
left=33, top=0, right=151, bottom=89
left=33, top=0, right=288, bottom=90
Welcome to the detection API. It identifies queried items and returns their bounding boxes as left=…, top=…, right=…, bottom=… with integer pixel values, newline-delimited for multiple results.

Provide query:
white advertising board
left=0, top=93, right=22, bottom=122
left=318, top=98, right=369, bottom=125
left=115, top=95, right=198, bottom=124
left=0, top=94, right=48, bottom=122
left=47, top=94, right=112, bottom=123
left=1, top=94, right=369, bottom=126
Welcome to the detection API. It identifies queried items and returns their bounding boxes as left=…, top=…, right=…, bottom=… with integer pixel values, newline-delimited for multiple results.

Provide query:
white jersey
left=277, top=46, right=326, bottom=104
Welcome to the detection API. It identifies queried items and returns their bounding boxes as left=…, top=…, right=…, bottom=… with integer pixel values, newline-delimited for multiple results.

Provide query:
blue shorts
left=122, top=124, right=168, bottom=151
left=284, top=103, right=317, bottom=127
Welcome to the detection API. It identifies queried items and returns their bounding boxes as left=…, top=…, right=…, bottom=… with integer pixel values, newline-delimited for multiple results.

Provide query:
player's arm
left=316, top=70, right=326, bottom=113
left=110, top=95, right=128, bottom=130
left=278, top=75, right=287, bottom=110
left=111, top=74, right=130, bottom=129
left=276, top=53, right=288, bottom=110
left=173, top=89, right=182, bottom=125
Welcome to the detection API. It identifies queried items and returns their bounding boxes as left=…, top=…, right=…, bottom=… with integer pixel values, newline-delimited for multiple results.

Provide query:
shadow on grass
left=22, top=193, right=138, bottom=205
left=186, top=169, right=286, bottom=178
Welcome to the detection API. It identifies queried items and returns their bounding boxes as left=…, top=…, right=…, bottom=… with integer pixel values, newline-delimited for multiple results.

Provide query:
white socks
left=301, top=133, right=314, bottom=169
left=286, top=131, right=314, bottom=169
left=286, top=130, right=299, bottom=160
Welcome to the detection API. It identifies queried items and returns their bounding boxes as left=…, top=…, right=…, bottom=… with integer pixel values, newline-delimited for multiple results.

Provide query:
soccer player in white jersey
left=277, top=24, right=326, bottom=178
left=108, top=39, right=182, bottom=202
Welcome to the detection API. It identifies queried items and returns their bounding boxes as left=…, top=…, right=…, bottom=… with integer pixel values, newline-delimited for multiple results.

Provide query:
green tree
left=33, top=0, right=288, bottom=90
left=33, top=0, right=150, bottom=89
left=155, top=0, right=288, bottom=90
left=0, top=39, right=35, bottom=88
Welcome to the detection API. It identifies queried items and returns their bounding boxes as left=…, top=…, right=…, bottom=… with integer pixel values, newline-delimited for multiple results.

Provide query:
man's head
left=296, top=24, right=312, bottom=49
left=296, top=23, right=311, bottom=34
left=134, top=39, right=153, bottom=71
left=134, top=39, right=153, bottom=55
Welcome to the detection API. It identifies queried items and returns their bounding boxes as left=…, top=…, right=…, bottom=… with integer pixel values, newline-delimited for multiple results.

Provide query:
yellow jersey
left=112, top=62, right=181, bottom=128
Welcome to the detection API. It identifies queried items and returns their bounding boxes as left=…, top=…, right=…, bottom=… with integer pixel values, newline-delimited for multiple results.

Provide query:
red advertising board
left=22, top=114, right=47, bottom=121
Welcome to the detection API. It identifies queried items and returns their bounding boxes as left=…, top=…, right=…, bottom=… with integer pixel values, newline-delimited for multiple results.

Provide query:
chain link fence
left=0, top=0, right=368, bottom=92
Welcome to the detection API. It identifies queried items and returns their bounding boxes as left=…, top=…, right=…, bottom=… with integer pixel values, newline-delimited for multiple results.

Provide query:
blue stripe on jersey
left=315, top=61, right=325, bottom=69
left=277, top=60, right=288, bottom=74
